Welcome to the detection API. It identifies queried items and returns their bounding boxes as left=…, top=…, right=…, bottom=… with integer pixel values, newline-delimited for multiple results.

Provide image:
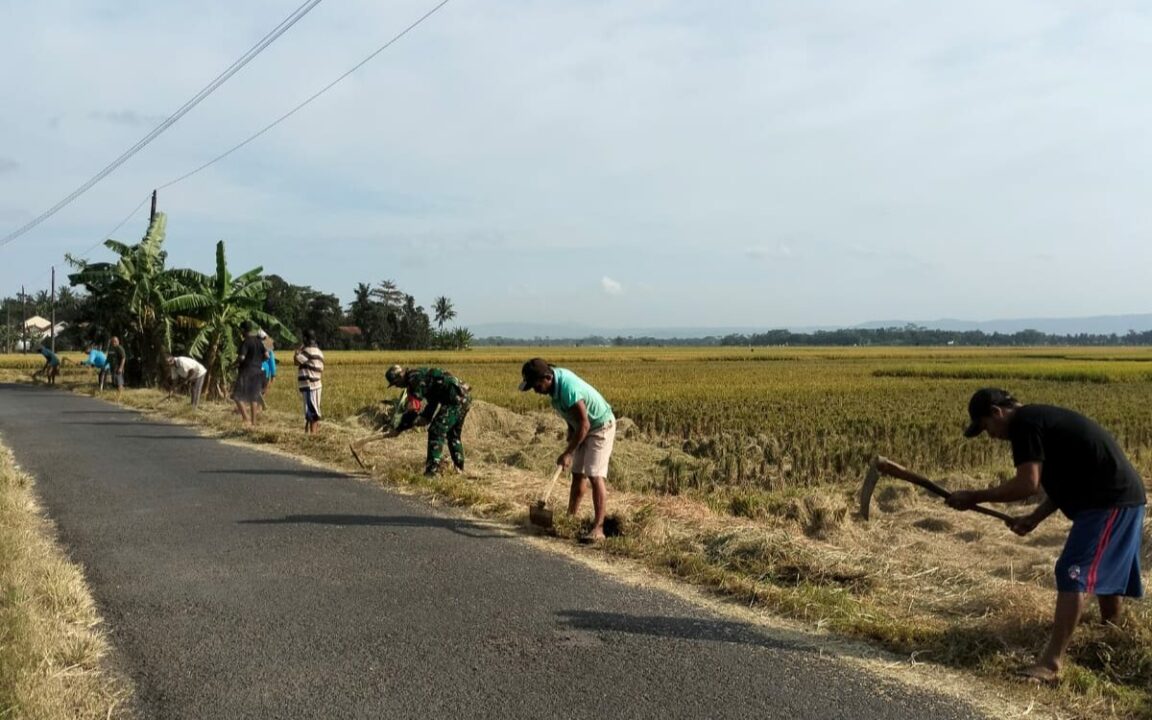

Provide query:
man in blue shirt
left=520, top=358, right=616, bottom=542
left=80, top=345, right=108, bottom=389
left=33, top=343, right=60, bottom=385
left=258, top=330, right=276, bottom=410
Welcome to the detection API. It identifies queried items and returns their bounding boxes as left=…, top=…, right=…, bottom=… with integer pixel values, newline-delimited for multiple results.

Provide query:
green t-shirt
left=550, top=367, right=614, bottom=430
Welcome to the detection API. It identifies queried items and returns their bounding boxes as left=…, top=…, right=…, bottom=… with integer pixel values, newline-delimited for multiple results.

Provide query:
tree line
left=1, top=212, right=471, bottom=388
left=476, top=325, right=1152, bottom=347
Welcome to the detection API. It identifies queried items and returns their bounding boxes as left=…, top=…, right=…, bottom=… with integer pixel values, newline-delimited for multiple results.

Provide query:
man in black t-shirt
left=948, top=388, right=1146, bottom=683
left=106, top=336, right=127, bottom=402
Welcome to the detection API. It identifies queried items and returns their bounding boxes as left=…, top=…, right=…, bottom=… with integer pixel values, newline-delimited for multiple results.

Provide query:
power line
left=62, top=0, right=452, bottom=269
left=0, top=0, right=325, bottom=249
left=73, top=195, right=152, bottom=262
left=159, top=0, right=452, bottom=190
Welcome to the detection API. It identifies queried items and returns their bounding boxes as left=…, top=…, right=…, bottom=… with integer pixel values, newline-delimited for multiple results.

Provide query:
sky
left=2, top=0, right=1152, bottom=330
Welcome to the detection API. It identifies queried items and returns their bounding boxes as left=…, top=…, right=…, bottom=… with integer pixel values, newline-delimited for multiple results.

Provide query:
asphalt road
left=0, top=384, right=985, bottom=719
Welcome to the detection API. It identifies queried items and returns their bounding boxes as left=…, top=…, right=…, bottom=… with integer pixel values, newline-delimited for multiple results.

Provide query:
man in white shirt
left=166, top=354, right=208, bottom=407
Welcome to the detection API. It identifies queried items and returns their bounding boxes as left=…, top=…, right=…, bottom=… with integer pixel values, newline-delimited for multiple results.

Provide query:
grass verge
left=0, top=441, right=132, bottom=718
left=21, top=369, right=1152, bottom=720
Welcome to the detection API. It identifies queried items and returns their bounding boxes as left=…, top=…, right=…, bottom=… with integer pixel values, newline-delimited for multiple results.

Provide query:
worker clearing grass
left=520, top=358, right=616, bottom=543
left=950, top=388, right=1146, bottom=685
left=350, top=364, right=471, bottom=477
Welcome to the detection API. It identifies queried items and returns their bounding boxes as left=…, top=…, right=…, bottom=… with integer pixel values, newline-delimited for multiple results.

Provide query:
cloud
left=746, top=243, right=795, bottom=260
left=89, top=109, right=168, bottom=127
left=601, top=276, right=623, bottom=296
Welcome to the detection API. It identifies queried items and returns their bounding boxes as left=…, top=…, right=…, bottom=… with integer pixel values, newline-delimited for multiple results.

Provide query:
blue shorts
left=1055, top=506, right=1145, bottom=597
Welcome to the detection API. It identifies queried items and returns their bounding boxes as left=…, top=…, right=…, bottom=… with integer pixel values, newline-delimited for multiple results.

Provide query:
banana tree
left=163, top=240, right=295, bottom=398
left=68, top=213, right=181, bottom=385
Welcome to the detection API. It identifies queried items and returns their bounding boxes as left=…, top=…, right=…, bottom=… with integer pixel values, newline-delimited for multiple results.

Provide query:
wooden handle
left=540, top=465, right=564, bottom=504
left=874, top=456, right=1016, bottom=523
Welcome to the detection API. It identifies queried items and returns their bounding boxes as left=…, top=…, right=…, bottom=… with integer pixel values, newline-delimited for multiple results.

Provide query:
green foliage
left=163, top=240, right=294, bottom=396
left=67, top=213, right=182, bottom=384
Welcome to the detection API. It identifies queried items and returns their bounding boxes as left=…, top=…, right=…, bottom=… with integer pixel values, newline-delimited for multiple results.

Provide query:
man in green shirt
left=520, top=358, right=616, bottom=541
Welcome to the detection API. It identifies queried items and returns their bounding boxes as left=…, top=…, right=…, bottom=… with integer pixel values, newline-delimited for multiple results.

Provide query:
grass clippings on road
left=0, top=442, right=132, bottom=719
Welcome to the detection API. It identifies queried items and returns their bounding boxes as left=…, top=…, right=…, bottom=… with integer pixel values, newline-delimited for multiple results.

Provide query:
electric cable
left=0, top=0, right=325, bottom=248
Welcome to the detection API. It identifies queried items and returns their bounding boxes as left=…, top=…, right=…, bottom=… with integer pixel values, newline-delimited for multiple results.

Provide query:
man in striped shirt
left=293, top=330, right=325, bottom=434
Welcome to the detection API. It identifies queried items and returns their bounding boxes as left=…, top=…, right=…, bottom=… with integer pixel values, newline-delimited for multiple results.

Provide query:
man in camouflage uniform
left=350, top=364, right=471, bottom=476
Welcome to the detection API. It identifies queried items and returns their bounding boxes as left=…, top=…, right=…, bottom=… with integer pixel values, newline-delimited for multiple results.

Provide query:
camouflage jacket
left=396, top=368, right=469, bottom=430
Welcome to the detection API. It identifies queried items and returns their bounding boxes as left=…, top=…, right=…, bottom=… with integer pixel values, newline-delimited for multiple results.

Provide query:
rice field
left=246, top=346, right=1152, bottom=491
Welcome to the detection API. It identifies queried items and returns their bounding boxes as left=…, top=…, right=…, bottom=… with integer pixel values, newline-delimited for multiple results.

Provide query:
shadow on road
left=555, top=610, right=797, bottom=652
left=116, top=434, right=212, bottom=441
left=238, top=513, right=510, bottom=539
left=62, top=420, right=175, bottom=427
left=202, top=469, right=348, bottom=479
left=60, top=409, right=134, bottom=415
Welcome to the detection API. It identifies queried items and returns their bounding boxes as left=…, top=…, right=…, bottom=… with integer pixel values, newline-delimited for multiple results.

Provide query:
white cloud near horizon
left=601, top=276, right=623, bottom=296
left=2, top=1, right=1152, bottom=328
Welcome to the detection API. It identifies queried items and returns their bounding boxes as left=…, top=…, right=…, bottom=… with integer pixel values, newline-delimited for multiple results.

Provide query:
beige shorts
left=573, top=419, right=616, bottom=478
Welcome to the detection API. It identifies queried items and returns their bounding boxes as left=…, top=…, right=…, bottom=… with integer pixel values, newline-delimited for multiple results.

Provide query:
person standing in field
left=294, top=330, right=324, bottom=434
left=351, top=364, right=471, bottom=476
left=232, top=321, right=267, bottom=427
left=520, top=358, right=616, bottom=542
left=258, top=330, right=276, bottom=410
left=166, top=354, right=207, bottom=407
left=80, top=344, right=108, bottom=390
left=949, top=388, right=1146, bottom=684
left=106, top=336, right=126, bottom=401
left=32, top=343, right=60, bottom=385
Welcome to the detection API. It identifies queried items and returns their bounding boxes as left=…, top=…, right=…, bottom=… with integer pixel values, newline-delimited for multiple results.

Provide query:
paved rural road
left=0, top=384, right=985, bottom=719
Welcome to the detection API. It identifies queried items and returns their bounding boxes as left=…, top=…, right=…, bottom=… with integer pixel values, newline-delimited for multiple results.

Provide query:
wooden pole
left=50, top=267, right=56, bottom=352
left=150, top=189, right=157, bottom=222
left=20, top=285, right=26, bottom=353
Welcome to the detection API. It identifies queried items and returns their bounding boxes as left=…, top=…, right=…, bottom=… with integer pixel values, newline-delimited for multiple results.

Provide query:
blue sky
left=2, top=1, right=1152, bottom=329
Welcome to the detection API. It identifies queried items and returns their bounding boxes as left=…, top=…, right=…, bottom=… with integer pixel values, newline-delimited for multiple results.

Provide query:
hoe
left=529, top=465, right=565, bottom=529
left=860, top=455, right=1013, bottom=523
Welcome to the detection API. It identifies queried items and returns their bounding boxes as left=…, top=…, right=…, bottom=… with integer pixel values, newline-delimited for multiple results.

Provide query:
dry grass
left=0, top=443, right=133, bottom=718
left=7, top=354, right=1152, bottom=718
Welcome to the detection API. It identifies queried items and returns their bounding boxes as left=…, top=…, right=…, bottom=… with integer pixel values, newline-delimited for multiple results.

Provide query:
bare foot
left=1015, top=664, right=1060, bottom=685
left=579, top=530, right=606, bottom=544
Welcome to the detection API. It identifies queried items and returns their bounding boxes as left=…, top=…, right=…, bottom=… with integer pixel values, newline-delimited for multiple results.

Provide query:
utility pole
left=50, top=266, right=56, bottom=352
left=5, top=301, right=9, bottom=353
left=150, top=189, right=157, bottom=223
left=20, top=284, right=26, bottom=353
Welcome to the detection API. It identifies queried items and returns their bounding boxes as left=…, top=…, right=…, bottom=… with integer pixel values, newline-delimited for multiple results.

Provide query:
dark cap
left=964, top=388, right=1017, bottom=437
left=519, top=358, right=552, bottom=391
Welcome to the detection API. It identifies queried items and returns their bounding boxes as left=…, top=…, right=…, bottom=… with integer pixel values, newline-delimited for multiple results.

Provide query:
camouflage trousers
left=426, top=395, right=471, bottom=476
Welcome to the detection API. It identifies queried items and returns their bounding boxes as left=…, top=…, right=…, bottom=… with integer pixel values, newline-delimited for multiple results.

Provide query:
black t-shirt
left=237, top=335, right=267, bottom=373
left=106, top=345, right=126, bottom=370
left=1009, top=404, right=1147, bottom=517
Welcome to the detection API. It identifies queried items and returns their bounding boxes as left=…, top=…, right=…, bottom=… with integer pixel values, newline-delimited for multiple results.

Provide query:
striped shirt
left=294, top=345, right=324, bottom=391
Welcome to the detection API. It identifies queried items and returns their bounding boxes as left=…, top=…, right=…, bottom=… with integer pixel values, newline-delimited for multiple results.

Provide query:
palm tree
left=68, top=213, right=181, bottom=384
left=164, top=240, right=294, bottom=397
left=433, top=296, right=456, bottom=330
left=449, top=327, right=473, bottom=350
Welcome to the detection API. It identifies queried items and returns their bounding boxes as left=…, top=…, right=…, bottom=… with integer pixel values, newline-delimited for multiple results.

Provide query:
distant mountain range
left=471, top=314, right=1152, bottom=340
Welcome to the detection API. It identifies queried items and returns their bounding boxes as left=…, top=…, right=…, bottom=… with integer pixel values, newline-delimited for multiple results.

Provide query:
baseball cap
left=257, top=329, right=268, bottom=339
left=385, top=364, right=405, bottom=387
left=519, top=358, right=552, bottom=391
left=964, top=388, right=1016, bottom=437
